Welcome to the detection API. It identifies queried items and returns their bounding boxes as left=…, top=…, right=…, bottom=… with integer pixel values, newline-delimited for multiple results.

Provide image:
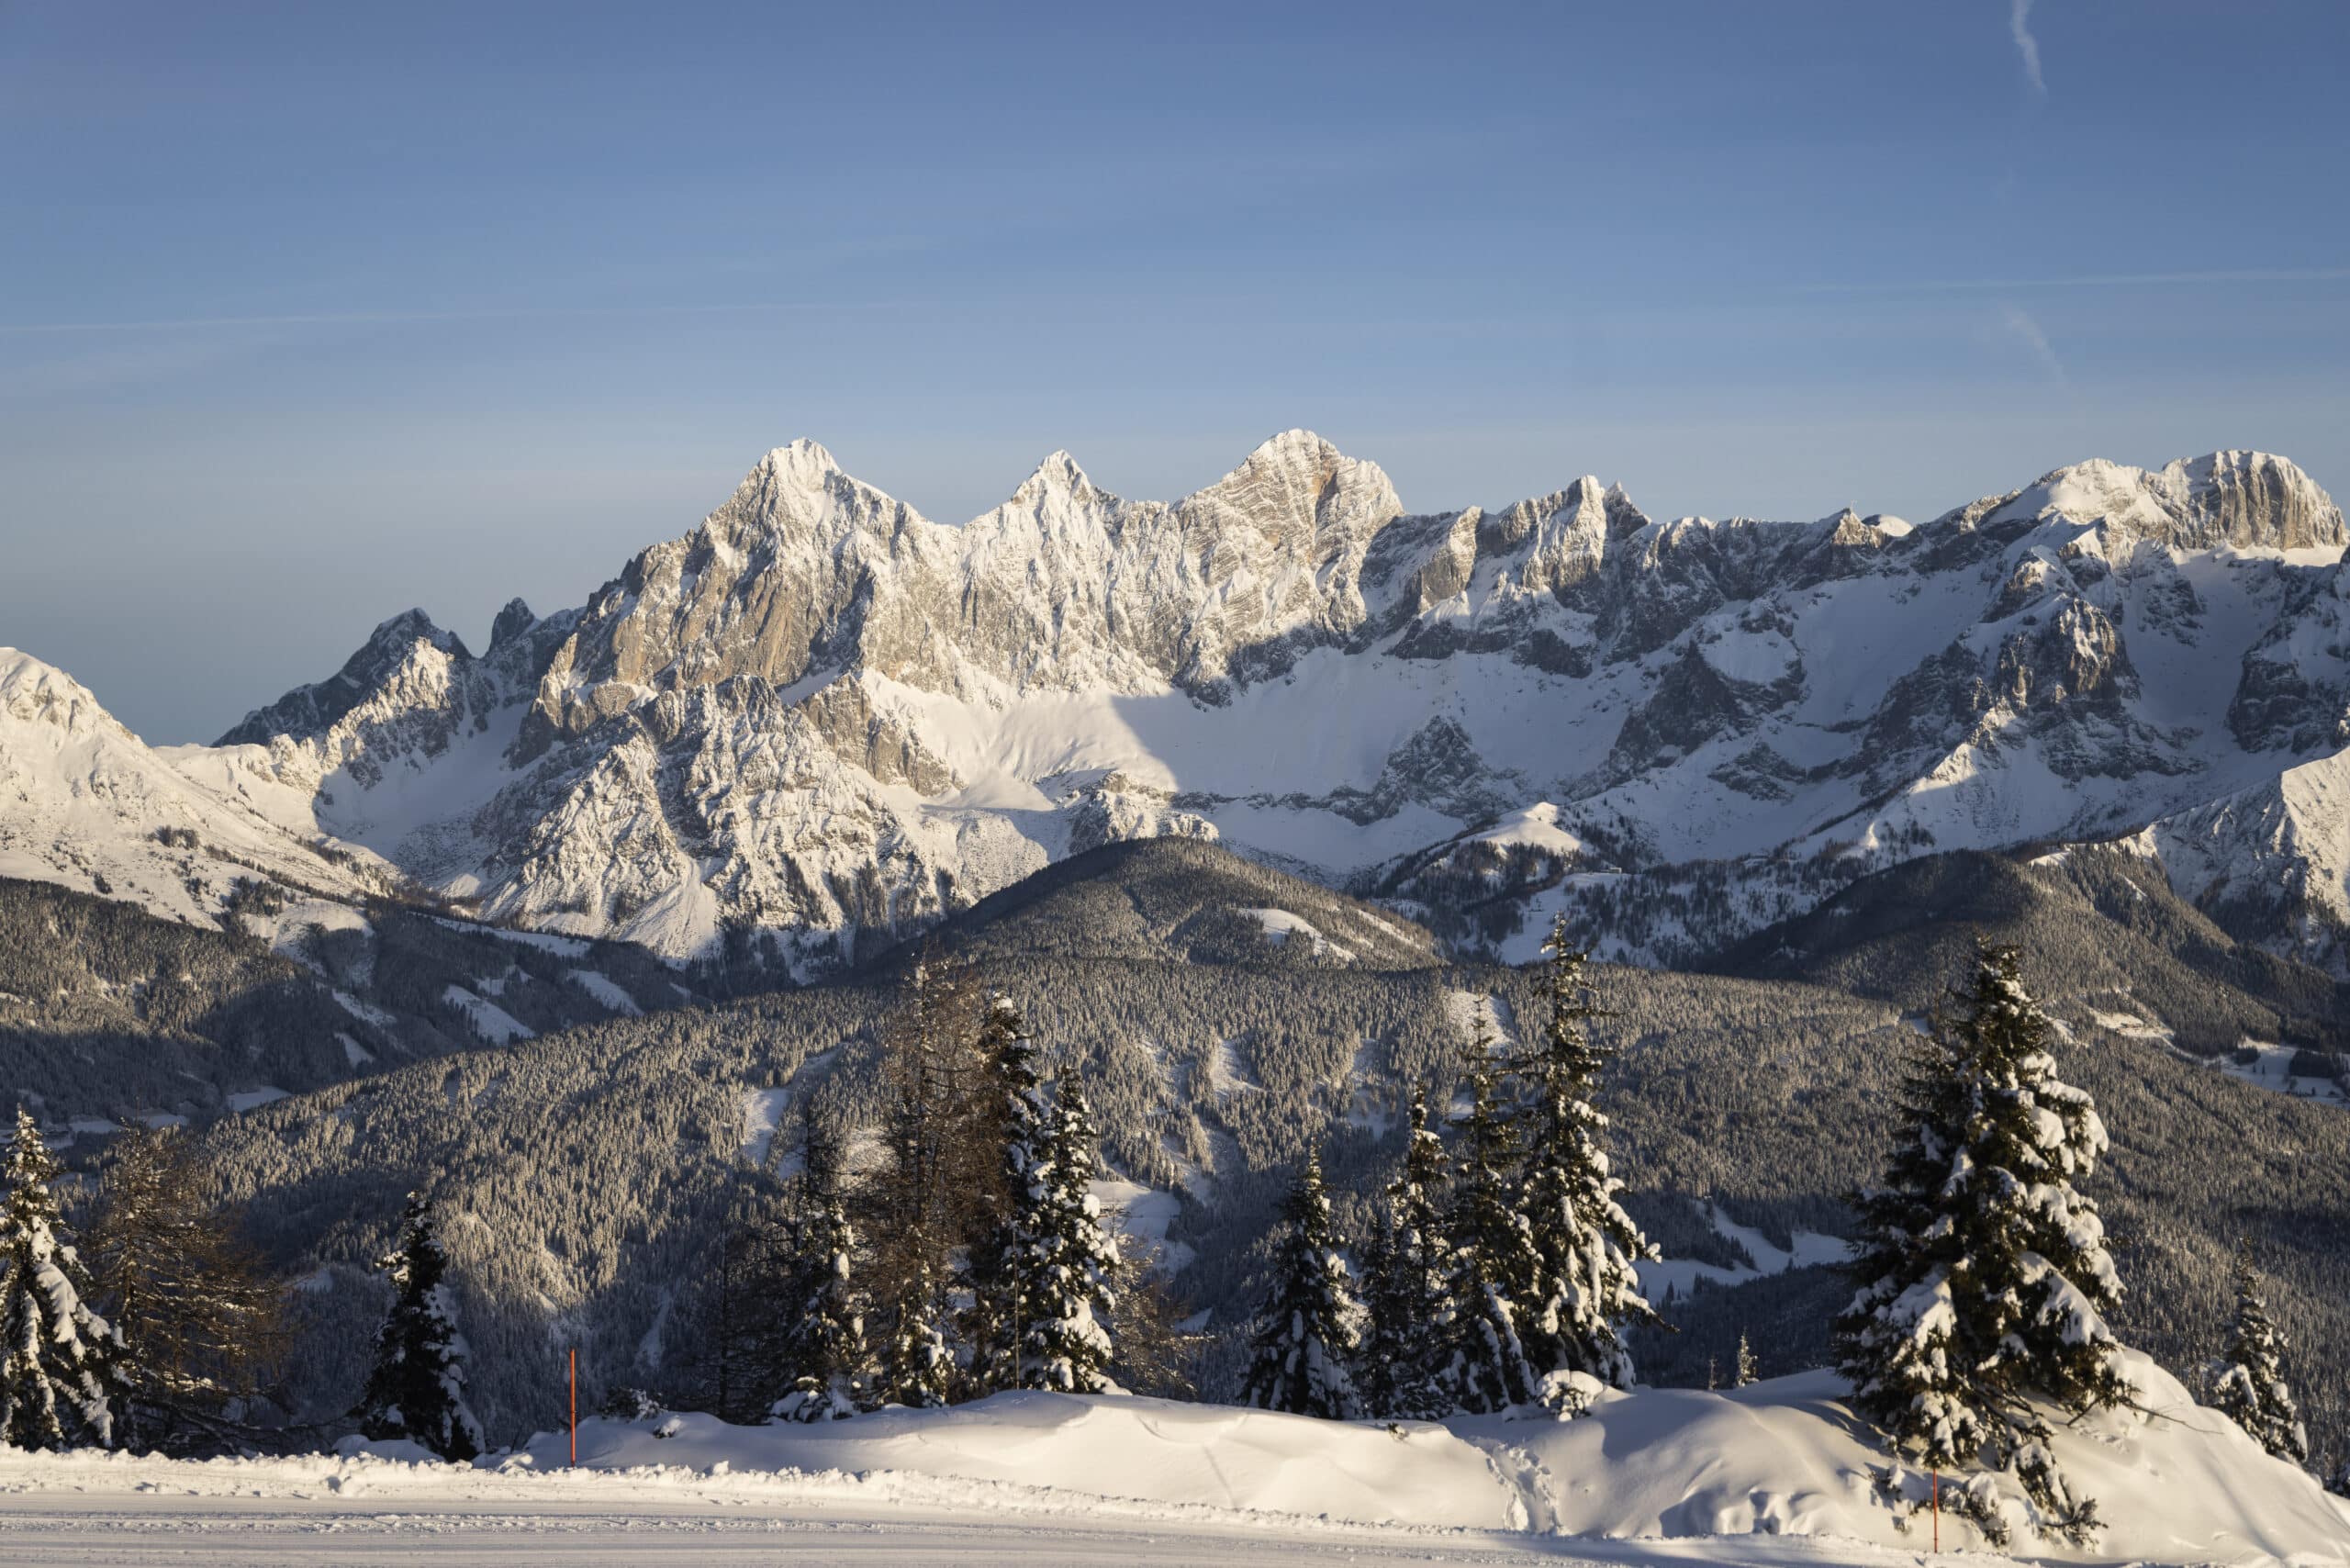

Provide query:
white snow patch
left=224, top=1087, right=290, bottom=1113
left=2216, top=1041, right=2350, bottom=1109
left=443, top=984, right=534, bottom=1044
left=567, top=969, right=642, bottom=1014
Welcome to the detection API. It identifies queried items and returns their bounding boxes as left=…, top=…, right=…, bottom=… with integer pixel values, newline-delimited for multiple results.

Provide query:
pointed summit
left=1189, top=429, right=1402, bottom=530
left=1011, top=449, right=1097, bottom=505
left=488, top=598, right=537, bottom=652
left=753, top=438, right=845, bottom=492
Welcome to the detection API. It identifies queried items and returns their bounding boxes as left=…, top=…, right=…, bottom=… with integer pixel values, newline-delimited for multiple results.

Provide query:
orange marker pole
left=569, top=1348, right=578, bottom=1468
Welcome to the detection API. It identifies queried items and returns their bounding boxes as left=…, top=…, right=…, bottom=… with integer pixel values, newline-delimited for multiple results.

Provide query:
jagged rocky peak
left=488, top=598, right=537, bottom=651
left=1013, top=448, right=1098, bottom=503
left=1185, top=428, right=1402, bottom=543
left=1998, top=451, right=2344, bottom=552
left=217, top=608, right=469, bottom=747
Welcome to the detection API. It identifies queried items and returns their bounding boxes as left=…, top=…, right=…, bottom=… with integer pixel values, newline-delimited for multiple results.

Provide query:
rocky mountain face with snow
left=8, top=435, right=2350, bottom=980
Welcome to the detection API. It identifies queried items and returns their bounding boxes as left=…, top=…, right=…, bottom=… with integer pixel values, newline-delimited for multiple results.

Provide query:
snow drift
left=4, top=1359, right=2339, bottom=1565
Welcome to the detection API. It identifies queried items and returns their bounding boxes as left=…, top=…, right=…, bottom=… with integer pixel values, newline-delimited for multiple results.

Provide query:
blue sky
left=5, top=1, right=2347, bottom=742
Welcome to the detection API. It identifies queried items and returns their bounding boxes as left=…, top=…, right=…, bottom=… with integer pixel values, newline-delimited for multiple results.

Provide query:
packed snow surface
left=3, top=1360, right=2341, bottom=1565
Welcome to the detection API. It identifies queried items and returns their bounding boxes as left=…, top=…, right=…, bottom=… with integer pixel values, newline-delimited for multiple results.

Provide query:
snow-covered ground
left=1, top=1360, right=2340, bottom=1567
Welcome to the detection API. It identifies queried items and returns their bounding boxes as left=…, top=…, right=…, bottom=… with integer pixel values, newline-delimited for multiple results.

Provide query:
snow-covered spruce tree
left=1017, top=1081, right=1120, bottom=1394
left=964, top=991, right=1053, bottom=1396
left=87, top=1125, right=284, bottom=1449
left=1439, top=1007, right=1544, bottom=1414
left=867, top=958, right=984, bottom=1410
left=1359, top=1084, right=1454, bottom=1420
left=776, top=1126, right=870, bottom=1421
left=2210, top=1238, right=2309, bottom=1466
left=1832, top=941, right=2132, bottom=1547
left=1734, top=1329, right=1758, bottom=1388
left=1239, top=1149, right=1364, bottom=1418
left=0, top=1106, right=123, bottom=1450
left=354, top=1193, right=482, bottom=1462
left=1509, top=921, right=1657, bottom=1404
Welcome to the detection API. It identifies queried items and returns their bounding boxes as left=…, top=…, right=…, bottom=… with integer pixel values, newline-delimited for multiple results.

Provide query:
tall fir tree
left=776, top=1123, right=870, bottom=1421
left=1832, top=942, right=2132, bottom=1545
left=2209, top=1238, right=2309, bottom=1465
left=0, top=1106, right=122, bottom=1450
left=354, top=1193, right=483, bottom=1462
left=965, top=991, right=1053, bottom=1396
left=1734, top=1329, right=1758, bottom=1388
left=1239, top=1149, right=1364, bottom=1419
left=867, top=959, right=982, bottom=1410
left=1359, top=1084, right=1454, bottom=1420
left=1438, top=1005, right=1544, bottom=1414
left=86, top=1126, right=284, bottom=1449
left=1017, top=1081, right=1120, bottom=1394
left=1510, top=921, right=1658, bottom=1401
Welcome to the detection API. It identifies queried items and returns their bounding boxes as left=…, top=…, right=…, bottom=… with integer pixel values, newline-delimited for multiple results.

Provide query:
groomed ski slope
left=1, top=1358, right=2342, bottom=1567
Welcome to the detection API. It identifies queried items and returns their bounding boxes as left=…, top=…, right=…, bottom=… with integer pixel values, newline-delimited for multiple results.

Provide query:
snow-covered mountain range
left=8, top=433, right=2348, bottom=973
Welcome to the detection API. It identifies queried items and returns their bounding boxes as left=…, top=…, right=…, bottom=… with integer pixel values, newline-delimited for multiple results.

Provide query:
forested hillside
left=148, top=842, right=2350, bottom=1473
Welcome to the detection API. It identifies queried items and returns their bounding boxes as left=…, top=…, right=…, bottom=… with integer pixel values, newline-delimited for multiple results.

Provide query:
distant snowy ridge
left=9, top=436, right=2350, bottom=972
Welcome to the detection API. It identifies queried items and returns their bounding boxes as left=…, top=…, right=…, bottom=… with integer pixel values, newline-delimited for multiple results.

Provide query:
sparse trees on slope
left=1016, top=1082, right=1120, bottom=1394
left=1360, top=1083, right=1453, bottom=1420
left=2210, top=1238, right=2309, bottom=1466
left=0, top=1106, right=122, bottom=1450
left=1510, top=922, right=1658, bottom=1402
left=1239, top=1149, right=1363, bottom=1419
left=354, top=1193, right=482, bottom=1462
left=1832, top=941, right=2132, bottom=1546
left=87, top=1126, right=285, bottom=1450
left=1440, top=1007, right=1543, bottom=1414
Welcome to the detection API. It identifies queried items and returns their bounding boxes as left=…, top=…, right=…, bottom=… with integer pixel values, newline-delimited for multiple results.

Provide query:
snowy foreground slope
left=3, top=1363, right=2343, bottom=1566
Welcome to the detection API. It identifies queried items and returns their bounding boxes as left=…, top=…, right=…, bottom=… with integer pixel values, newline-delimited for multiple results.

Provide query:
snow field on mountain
left=2, top=1365, right=2341, bottom=1565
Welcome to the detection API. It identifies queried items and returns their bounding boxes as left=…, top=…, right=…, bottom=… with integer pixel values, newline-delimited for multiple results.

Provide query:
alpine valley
left=6, top=432, right=2350, bottom=1475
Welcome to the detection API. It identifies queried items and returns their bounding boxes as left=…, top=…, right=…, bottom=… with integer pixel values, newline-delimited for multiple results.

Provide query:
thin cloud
left=0, top=300, right=907, bottom=336
left=2000, top=303, right=2066, bottom=386
left=2010, top=0, right=2046, bottom=97
left=1800, top=266, right=2350, bottom=297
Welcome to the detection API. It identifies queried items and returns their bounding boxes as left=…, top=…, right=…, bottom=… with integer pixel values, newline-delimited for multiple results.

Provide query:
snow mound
left=0, top=1368, right=2341, bottom=1564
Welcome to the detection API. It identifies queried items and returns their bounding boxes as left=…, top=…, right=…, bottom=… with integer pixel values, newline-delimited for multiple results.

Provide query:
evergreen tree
left=676, top=1190, right=797, bottom=1424
left=354, top=1193, right=483, bottom=1462
left=1017, top=1081, right=1120, bottom=1394
left=1832, top=942, right=2131, bottom=1545
left=1359, top=1084, right=1453, bottom=1419
left=965, top=991, right=1053, bottom=1395
left=2210, top=1238, right=2309, bottom=1465
left=1510, top=921, right=1657, bottom=1401
left=1438, top=1006, right=1543, bottom=1413
left=1734, top=1329, right=1757, bottom=1388
left=867, top=959, right=982, bottom=1409
left=87, top=1126, right=285, bottom=1450
left=775, top=1125, right=870, bottom=1421
left=0, top=1106, right=122, bottom=1450
left=1239, top=1149, right=1363, bottom=1418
